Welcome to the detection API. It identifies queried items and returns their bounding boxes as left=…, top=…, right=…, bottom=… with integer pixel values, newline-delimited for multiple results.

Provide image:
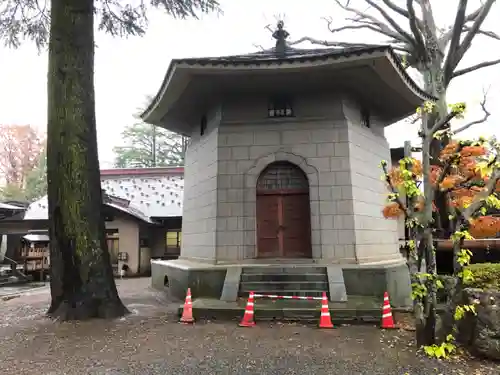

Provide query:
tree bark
left=418, top=114, right=439, bottom=346
left=46, top=0, right=129, bottom=320
left=421, top=62, right=450, bottom=238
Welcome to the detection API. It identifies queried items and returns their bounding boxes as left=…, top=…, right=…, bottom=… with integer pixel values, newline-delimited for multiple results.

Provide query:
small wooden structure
left=19, top=233, right=50, bottom=280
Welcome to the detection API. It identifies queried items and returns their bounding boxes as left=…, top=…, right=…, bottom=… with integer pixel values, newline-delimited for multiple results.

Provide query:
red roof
left=100, top=166, right=184, bottom=177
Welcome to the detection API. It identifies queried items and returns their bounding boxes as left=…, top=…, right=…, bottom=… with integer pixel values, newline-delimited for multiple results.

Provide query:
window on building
left=166, top=230, right=182, bottom=249
left=268, top=96, right=294, bottom=118
left=257, top=161, right=308, bottom=191
left=360, top=108, right=370, bottom=128
left=200, top=115, right=207, bottom=136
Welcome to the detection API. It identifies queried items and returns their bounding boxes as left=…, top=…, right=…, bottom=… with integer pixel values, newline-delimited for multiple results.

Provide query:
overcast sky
left=0, top=0, right=499, bottom=168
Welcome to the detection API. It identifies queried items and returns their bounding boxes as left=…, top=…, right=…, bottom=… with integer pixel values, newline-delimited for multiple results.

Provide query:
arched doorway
left=256, top=161, right=312, bottom=258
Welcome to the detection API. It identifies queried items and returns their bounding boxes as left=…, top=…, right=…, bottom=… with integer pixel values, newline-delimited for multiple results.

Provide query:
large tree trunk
left=46, top=0, right=128, bottom=320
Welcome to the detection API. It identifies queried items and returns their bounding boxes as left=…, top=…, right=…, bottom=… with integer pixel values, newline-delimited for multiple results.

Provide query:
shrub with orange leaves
left=439, top=175, right=464, bottom=191
left=382, top=202, right=403, bottom=219
left=469, top=216, right=500, bottom=238
left=382, top=139, right=500, bottom=239
left=460, top=145, right=487, bottom=158
left=387, top=158, right=423, bottom=187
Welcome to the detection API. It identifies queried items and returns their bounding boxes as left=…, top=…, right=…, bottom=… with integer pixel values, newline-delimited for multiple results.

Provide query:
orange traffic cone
left=319, top=291, right=334, bottom=328
left=239, top=291, right=256, bottom=327
left=180, top=288, right=194, bottom=324
left=381, top=291, right=396, bottom=329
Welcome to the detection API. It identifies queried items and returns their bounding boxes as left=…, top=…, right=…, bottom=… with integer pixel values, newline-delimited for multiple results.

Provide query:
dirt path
left=0, top=278, right=497, bottom=374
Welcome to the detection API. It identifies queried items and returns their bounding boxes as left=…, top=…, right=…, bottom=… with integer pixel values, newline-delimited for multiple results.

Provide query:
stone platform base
left=177, top=298, right=444, bottom=323
left=151, top=258, right=412, bottom=307
left=183, top=297, right=388, bottom=324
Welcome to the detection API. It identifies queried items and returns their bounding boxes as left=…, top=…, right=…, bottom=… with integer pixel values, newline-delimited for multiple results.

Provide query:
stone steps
left=240, top=281, right=329, bottom=292
left=238, top=266, right=329, bottom=299
left=242, top=267, right=326, bottom=274
left=241, top=273, right=327, bottom=282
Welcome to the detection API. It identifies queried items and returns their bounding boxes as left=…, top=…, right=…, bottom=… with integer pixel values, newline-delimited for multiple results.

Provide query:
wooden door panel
left=282, top=194, right=311, bottom=258
left=256, top=195, right=280, bottom=258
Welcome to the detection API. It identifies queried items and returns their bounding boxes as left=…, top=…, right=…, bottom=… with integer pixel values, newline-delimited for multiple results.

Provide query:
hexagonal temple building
left=142, top=24, right=432, bottom=307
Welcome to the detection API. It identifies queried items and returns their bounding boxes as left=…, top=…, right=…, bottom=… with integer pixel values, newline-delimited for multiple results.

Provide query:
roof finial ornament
left=272, top=20, right=289, bottom=56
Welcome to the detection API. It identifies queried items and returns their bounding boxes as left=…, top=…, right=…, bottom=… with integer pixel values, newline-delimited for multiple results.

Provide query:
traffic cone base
left=381, top=291, right=396, bottom=329
left=180, top=287, right=194, bottom=324
left=239, top=292, right=256, bottom=327
left=319, top=291, right=334, bottom=329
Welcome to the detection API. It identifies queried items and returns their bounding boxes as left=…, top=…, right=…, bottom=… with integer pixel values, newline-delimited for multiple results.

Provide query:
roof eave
left=382, top=50, right=435, bottom=103
left=142, top=46, right=434, bottom=128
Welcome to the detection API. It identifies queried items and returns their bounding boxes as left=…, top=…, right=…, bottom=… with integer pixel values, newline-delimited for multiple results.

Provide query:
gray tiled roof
left=100, top=174, right=183, bottom=218
left=23, top=173, right=184, bottom=221
left=0, top=202, right=25, bottom=210
left=176, top=45, right=388, bottom=63
left=142, top=44, right=434, bottom=122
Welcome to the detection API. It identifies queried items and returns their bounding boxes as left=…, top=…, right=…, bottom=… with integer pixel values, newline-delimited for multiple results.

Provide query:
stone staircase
left=238, top=266, right=329, bottom=298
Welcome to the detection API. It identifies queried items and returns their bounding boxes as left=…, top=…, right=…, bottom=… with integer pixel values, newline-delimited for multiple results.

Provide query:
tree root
left=47, top=298, right=130, bottom=321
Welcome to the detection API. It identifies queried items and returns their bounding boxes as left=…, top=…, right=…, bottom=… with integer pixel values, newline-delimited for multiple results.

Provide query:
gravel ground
left=0, top=278, right=497, bottom=375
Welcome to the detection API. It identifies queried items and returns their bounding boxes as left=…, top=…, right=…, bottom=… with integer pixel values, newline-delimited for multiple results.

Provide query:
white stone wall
left=343, top=99, right=401, bottom=263
left=179, top=108, right=221, bottom=262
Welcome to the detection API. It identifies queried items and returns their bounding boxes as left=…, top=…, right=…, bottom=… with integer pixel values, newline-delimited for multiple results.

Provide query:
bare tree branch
left=443, top=0, right=468, bottom=85
left=330, top=0, right=411, bottom=45
left=453, top=91, right=491, bottom=134
left=322, top=17, right=410, bottom=52
left=452, top=58, right=500, bottom=78
left=287, top=36, right=376, bottom=49
left=464, top=3, right=487, bottom=22
left=464, top=26, right=500, bottom=41
left=406, top=0, right=428, bottom=61
left=450, top=0, right=497, bottom=75
left=364, top=0, right=417, bottom=46
left=380, top=0, right=413, bottom=20
left=419, top=0, right=439, bottom=41
left=438, top=2, right=496, bottom=54
left=429, top=110, right=461, bottom=135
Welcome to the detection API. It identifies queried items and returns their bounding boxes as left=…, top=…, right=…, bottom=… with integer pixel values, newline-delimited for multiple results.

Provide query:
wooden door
left=256, top=161, right=312, bottom=258
left=256, top=194, right=281, bottom=258
left=282, top=194, right=312, bottom=257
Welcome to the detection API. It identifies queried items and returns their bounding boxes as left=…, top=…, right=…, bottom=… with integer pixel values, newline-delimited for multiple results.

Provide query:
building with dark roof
left=0, top=167, right=184, bottom=279
left=141, top=22, right=433, bottom=307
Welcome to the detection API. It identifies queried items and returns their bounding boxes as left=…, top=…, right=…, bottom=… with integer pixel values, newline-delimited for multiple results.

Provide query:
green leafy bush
left=464, top=263, right=500, bottom=290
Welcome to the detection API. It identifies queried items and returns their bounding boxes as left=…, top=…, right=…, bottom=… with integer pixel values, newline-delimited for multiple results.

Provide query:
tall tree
left=288, top=1, right=498, bottom=346
left=113, top=121, right=188, bottom=168
left=292, top=0, right=498, bottom=235
left=382, top=108, right=500, bottom=350
left=0, top=0, right=220, bottom=320
left=0, top=124, right=44, bottom=188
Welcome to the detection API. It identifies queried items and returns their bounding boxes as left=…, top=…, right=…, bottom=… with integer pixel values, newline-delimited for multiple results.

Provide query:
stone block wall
left=179, top=108, right=220, bottom=262
left=343, top=99, right=401, bottom=263
left=215, top=92, right=394, bottom=263
left=178, top=92, right=403, bottom=265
